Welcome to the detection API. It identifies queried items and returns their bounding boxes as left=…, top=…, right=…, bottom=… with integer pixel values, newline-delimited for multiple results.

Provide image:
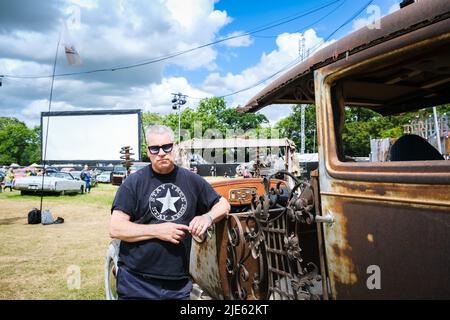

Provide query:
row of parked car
left=13, top=171, right=89, bottom=195
left=10, top=167, right=103, bottom=195
left=8, top=163, right=150, bottom=195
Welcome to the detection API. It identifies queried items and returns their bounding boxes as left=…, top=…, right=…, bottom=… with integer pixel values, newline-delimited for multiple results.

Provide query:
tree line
left=1, top=99, right=448, bottom=165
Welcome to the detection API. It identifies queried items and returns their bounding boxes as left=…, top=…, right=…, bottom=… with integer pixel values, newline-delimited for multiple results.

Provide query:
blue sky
left=0, top=0, right=401, bottom=126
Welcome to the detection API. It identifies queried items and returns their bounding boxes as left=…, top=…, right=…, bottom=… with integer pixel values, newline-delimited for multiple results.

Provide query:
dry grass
left=0, top=175, right=228, bottom=300
left=0, top=184, right=117, bottom=300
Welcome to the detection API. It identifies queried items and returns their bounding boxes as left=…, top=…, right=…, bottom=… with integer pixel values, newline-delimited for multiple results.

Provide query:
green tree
left=141, top=112, right=164, bottom=161
left=142, top=112, right=164, bottom=127
left=219, top=108, right=268, bottom=131
left=341, top=104, right=450, bottom=157
left=0, top=117, right=40, bottom=165
left=275, top=104, right=317, bottom=153
left=162, top=97, right=268, bottom=140
left=23, top=126, right=41, bottom=164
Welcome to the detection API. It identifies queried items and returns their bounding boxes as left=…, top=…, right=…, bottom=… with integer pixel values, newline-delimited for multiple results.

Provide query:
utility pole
left=433, top=107, right=442, bottom=153
left=299, top=36, right=306, bottom=154
left=171, top=92, right=187, bottom=143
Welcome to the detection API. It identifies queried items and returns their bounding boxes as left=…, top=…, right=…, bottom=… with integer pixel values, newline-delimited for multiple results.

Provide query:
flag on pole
left=61, top=21, right=82, bottom=66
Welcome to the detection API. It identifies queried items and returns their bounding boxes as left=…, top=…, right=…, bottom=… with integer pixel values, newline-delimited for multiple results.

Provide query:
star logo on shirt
left=156, top=190, right=180, bottom=213
left=149, top=183, right=187, bottom=221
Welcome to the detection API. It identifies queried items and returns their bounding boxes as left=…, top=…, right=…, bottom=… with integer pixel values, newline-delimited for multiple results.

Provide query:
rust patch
left=190, top=221, right=224, bottom=299
left=334, top=181, right=386, bottom=196
left=321, top=197, right=358, bottom=297
left=329, top=180, right=450, bottom=206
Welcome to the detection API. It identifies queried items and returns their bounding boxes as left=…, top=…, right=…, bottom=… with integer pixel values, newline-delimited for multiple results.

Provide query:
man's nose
left=157, top=147, right=166, bottom=156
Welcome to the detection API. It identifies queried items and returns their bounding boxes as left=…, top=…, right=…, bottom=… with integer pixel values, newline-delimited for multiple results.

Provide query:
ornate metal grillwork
left=225, top=172, right=322, bottom=300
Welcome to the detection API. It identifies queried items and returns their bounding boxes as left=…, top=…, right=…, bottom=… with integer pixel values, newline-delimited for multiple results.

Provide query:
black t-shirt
left=111, top=165, right=220, bottom=280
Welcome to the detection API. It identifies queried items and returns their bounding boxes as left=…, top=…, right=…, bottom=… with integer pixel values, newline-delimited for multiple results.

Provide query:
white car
left=96, top=172, right=111, bottom=183
left=13, top=172, right=86, bottom=195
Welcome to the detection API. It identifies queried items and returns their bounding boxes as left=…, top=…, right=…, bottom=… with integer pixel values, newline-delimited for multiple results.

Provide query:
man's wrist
left=203, top=212, right=214, bottom=226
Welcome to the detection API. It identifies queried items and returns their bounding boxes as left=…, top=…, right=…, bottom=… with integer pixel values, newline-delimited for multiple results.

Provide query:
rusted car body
left=190, top=0, right=450, bottom=299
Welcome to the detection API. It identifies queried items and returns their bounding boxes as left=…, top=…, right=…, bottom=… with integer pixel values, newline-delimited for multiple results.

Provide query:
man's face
left=147, top=133, right=175, bottom=173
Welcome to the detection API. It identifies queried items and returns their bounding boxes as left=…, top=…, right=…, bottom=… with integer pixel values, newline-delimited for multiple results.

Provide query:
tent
left=29, top=163, right=42, bottom=167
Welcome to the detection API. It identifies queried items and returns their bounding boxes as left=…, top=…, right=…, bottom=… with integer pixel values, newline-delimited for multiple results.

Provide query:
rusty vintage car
left=105, top=0, right=450, bottom=300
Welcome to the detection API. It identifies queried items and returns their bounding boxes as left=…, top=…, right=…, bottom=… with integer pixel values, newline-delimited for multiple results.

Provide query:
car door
left=314, top=51, right=450, bottom=299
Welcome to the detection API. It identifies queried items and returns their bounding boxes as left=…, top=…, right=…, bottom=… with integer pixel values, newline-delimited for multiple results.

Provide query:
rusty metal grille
left=225, top=176, right=321, bottom=300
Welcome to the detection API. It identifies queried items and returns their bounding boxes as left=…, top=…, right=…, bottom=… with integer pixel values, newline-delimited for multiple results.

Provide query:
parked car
left=96, top=172, right=111, bottom=183
left=12, top=168, right=27, bottom=179
left=70, top=171, right=82, bottom=180
left=111, top=165, right=127, bottom=186
left=13, top=172, right=86, bottom=195
left=129, top=162, right=149, bottom=174
left=104, top=0, right=450, bottom=300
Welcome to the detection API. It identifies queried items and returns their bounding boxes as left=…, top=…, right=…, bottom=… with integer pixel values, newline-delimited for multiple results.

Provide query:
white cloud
left=0, top=31, right=57, bottom=61
left=352, top=4, right=381, bottom=31
left=221, top=31, right=253, bottom=47
left=388, top=3, right=400, bottom=14
left=1, top=1, right=337, bottom=128
left=69, top=0, right=98, bottom=9
left=141, top=77, right=211, bottom=114
left=0, top=0, right=235, bottom=125
left=259, top=104, right=294, bottom=127
left=21, top=100, right=78, bottom=126
left=202, top=29, right=333, bottom=112
left=1, top=0, right=231, bottom=69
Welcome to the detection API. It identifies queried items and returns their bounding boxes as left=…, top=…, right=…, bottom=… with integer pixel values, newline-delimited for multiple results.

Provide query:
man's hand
left=189, top=214, right=213, bottom=237
left=156, top=222, right=190, bottom=244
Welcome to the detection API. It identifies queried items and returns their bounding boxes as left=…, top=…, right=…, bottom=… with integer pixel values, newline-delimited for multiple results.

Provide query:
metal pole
left=40, top=34, right=61, bottom=213
left=178, top=104, right=181, bottom=143
left=313, top=128, right=316, bottom=153
left=433, top=107, right=442, bottom=153
left=300, top=104, right=305, bottom=154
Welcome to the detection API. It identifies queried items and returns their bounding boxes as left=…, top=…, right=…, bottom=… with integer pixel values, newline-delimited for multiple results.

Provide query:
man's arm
left=189, top=197, right=230, bottom=237
left=207, top=196, right=230, bottom=223
left=110, top=210, right=189, bottom=244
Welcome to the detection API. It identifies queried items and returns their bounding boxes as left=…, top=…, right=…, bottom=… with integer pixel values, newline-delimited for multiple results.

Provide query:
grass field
left=0, top=176, right=228, bottom=300
left=0, top=183, right=117, bottom=299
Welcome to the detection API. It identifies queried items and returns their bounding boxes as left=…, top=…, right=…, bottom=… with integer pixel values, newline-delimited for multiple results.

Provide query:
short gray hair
left=145, top=125, right=175, bottom=143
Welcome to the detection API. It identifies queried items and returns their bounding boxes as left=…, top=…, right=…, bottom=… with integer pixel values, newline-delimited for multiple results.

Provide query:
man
left=81, top=165, right=91, bottom=193
left=110, top=125, right=230, bottom=300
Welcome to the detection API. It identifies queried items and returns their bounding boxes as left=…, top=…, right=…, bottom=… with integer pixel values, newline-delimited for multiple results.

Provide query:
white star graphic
left=156, top=190, right=180, bottom=213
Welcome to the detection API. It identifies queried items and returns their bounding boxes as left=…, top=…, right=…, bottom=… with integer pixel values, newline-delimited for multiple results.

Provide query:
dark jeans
left=117, top=267, right=192, bottom=300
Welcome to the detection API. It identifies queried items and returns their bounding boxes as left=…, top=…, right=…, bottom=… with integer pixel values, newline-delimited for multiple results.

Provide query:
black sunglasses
left=148, top=143, right=174, bottom=155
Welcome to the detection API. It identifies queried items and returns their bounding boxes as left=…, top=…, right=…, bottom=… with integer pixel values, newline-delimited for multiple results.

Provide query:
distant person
left=192, top=166, right=198, bottom=174
left=110, top=125, right=230, bottom=300
left=210, top=163, right=217, bottom=177
left=3, top=168, right=14, bottom=192
left=81, top=165, right=92, bottom=193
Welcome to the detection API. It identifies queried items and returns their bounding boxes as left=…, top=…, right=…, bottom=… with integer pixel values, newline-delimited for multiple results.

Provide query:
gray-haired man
left=110, top=125, right=230, bottom=300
